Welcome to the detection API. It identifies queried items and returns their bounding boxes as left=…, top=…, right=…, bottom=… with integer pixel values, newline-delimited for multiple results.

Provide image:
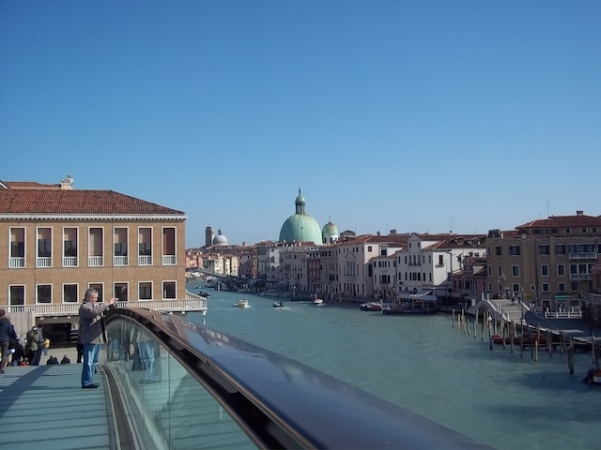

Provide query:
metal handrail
left=105, top=308, right=490, bottom=449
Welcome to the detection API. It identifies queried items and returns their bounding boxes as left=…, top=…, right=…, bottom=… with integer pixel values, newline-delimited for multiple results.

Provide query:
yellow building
left=485, top=211, right=601, bottom=314
left=0, top=177, right=204, bottom=334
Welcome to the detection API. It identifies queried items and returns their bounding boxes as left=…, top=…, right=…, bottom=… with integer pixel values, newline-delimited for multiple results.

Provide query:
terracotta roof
left=516, top=214, right=601, bottom=229
left=0, top=189, right=185, bottom=215
left=1, top=181, right=62, bottom=190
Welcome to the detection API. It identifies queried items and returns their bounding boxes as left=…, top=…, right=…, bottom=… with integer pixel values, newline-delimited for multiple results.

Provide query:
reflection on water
left=186, top=282, right=601, bottom=450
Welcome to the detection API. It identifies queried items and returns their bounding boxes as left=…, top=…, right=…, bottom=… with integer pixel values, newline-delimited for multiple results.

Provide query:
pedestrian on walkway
left=25, top=326, right=43, bottom=366
left=0, top=309, right=17, bottom=373
left=78, top=288, right=117, bottom=389
left=42, top=338, right=50, bottom=355
left=11, top=339, right=25, bottom=366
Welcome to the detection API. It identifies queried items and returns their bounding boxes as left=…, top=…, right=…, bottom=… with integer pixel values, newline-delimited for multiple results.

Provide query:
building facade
left=0, top=178, right=196, bottom=332
left=485, top=211, right=601, bottom=313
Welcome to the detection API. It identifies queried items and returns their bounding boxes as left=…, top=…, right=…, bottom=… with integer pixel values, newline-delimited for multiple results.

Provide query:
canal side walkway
left=0, top=346, right=114, bottom=450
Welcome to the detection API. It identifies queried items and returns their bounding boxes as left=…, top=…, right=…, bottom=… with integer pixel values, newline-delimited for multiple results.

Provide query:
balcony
left=569, top=252, right=597, bottom=260
left=88, top=256, right=103, bottom=267
left=9, top=257, right=25, bottom=268
left=569, top=273, right=592, bottom=282
left=114, top=256, right=128, bottom=266
left=138, top=255, right=152, bottom=266
left=36, top=257, right=51, bottom=268
left=63, top=257, right=78, bottom=267
left=162, top=255, right=176, bottom=265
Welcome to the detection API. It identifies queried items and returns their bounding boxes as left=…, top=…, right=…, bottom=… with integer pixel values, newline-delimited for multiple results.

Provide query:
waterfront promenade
left=0, top=346, right=114, bottom=450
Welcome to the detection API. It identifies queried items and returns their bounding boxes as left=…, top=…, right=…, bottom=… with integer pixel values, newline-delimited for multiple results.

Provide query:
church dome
left=322, top=221, right=339, bottom=243
left=279, top=189, right=322, bottom=244
left=212, top=229, right=228, bottom=246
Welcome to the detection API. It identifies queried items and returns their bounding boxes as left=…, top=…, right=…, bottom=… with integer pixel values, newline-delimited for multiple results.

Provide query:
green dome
left=322, top=221, right=339, bottom=243
left=279, top=189, right=322, bottom=244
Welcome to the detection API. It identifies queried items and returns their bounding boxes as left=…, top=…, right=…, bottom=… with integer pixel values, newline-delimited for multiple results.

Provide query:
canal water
left=185, top=281, right=600, bottom=450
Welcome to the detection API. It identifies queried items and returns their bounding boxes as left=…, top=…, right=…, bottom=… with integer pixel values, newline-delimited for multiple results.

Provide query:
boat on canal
left=272, top=301, right=286, bottom=308
left=382, top=299, right=440, bottom=315
left=237, top=299, right=250, bottom=308
left=360, top=302, right=385, bottom=311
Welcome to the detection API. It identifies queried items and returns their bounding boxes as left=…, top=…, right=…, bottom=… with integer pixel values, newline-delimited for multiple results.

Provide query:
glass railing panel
left=104, top=317, right=255, bottom=450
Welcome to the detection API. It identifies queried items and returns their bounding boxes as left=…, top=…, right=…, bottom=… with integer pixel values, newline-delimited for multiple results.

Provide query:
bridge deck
left=0, top=347, right=113, bottom=450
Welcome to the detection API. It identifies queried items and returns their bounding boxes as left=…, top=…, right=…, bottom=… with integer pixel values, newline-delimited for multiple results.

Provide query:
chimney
left=576, top=210, right=584, bottom=216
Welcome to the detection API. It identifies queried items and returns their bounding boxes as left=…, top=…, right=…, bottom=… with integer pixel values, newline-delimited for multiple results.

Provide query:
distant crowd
left=0, top=309, right=76, bottom=371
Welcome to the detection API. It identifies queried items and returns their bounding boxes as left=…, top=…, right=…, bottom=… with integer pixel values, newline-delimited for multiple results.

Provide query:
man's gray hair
left=84, top=288, right=98, bottom=301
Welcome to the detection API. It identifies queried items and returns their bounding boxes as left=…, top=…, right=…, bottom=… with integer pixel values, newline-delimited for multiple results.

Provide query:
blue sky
left=2, top=1, right=600, bottom=247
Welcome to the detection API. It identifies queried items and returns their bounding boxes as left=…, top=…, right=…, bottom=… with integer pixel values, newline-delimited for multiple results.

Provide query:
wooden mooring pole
left=568, top=338, right=575, bottom=375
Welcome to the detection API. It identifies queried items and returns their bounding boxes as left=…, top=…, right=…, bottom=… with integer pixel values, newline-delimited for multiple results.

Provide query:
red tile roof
left=516, top=214, right=601, bottom=229
left=1, top=181, right=62, bottom=190
left=0, top=189, right=185, bottom=215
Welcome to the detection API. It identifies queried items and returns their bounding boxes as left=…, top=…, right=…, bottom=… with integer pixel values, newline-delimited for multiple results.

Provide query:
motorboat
left=199, top=290, right=211, bottom=298
left=237, top=299, right=250, bottom=308
left=272, top=301, right=286, bottom=308
left=360, top=302, right=384, bottom=312
left=313, top=298, right=324, bottom=305
left=382, top=299, right=440, bottom=315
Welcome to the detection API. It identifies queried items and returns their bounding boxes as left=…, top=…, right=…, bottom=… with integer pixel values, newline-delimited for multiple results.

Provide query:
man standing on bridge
left=78, top=288, right=116, bottom=389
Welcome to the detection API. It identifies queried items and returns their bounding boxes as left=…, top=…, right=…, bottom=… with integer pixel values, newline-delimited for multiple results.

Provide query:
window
left=64, top=228, right=78, bottom=256
left=9, top=228, right=25, bottom=268
left=541, top=265, right=549, bottom=276
left=497, top=266, right=503, bottom=276
left=512, top=284, right=520, bottom=292
left=555, top=245, right=565, bottom=255
left=138, top=227, right=152, bottom=265
left=163, top=281, right=176, bottom=299
left=558, top=283, right=566, bottom=292
left=37, top=228, right=52, bottom=267
left=496, top=247, right=502, bottom=256
left=541, top=283, right=550, bottom=293
left=89, top=283, right=104, bottom=302
left=139, top=242, right=152, bottom=256
left=63, top=284, right=78, bottom=303
left=114, top=283, right=128, bottom=301
left=114, top=243, right=127, bottom=256
left=9, top=285, right=25, bottom=306
left=139, top=282, right=152, bottom=300
left=557, top=264, right=565, bottom=276
left=37, top=285, right=52, bottom=304
left=63, top=227, right=78, bottom=267
left=510, top=246, right=520, bottom=256
left=539, top=245, right=549, bottom=255
left=512, top=265, right=519, bottom=277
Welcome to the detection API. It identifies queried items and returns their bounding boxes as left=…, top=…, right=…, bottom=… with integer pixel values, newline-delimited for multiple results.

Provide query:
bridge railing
left=102, top=308, right=490, bottom=449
